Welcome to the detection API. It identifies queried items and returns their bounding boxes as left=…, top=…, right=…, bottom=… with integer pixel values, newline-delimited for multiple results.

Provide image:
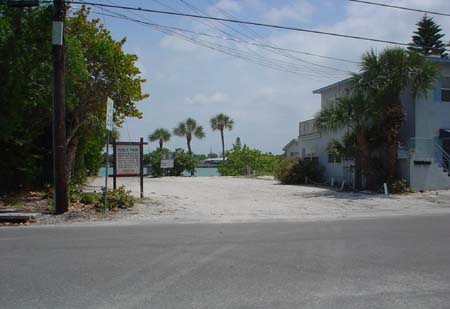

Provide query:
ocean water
left=98, top=167, right=219, bottom=177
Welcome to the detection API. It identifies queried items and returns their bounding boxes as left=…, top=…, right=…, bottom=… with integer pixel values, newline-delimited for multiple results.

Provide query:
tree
left=316, top=94, right=378, bottom=190
left=148, top=128, right=171, bottom=150
left=65, top=6, right=148, bottom=179
left=408, top=15, right=446, bottom=57
left=218, top=145, right=279, bottom=176
left=234, top=137, right=242, bottom=150
left=173, top=118, right=205, bottom=154
left=210, top=113, right=234, bottom=160
left=354, top=48, right=438, bottom=182
left=0, top=5, right=148, bottom=192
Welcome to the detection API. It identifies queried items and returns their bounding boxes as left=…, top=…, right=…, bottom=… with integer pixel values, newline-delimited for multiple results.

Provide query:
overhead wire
left=91, top=1, right=353, bottom=77
left=348, top=0, right=450, bottom=17
left=178, top=0, right=352, bottom=75
left=90, top=8, right=351, bottom=80
left=58, top=0, right=449, bottom=52
left=84, top=1, right=351, bottom=79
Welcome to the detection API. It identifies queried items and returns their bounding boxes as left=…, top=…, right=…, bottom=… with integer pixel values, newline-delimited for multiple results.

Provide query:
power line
left=176, top=0, right=352, bottom=73
left=89, top=8, right=350, bottom=79
left=88, top=1, right=351, bottom=77
left=348, top=0, right=450, bottom=17
left=95, top=10, right=358, bottom=64
left=62, top=0, right=447, bottom=51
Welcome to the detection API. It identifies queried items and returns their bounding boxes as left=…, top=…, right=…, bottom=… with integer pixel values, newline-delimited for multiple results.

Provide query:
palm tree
left=173, top=118, right=205, bottom=154
left=148, top=128, right=171, bottom=150
left=353, top=48, right=438, bottom=181
left=210, top=113, right=234, bottom=160
left=316, top=93, right=378, bottom=190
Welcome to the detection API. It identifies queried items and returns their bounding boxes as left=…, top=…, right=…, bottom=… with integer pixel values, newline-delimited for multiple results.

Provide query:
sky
left=74, top=0, right=450, bottom=154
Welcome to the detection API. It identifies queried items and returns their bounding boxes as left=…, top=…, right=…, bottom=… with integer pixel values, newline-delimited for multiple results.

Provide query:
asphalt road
left=1, top=215, right=450, bottom=308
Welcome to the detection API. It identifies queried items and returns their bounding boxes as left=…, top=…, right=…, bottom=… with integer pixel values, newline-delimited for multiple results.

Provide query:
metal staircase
left=435, top=141, right=450, bottom=176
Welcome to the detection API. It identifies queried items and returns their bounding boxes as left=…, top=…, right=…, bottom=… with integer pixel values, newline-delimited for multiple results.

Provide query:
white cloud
left=214, top=0, right=241, bottom=13
left=264, top=0, right=315, bottom=24
left=119, top=0, right=450, bottom=154
left=185, top=92, right=229, bottom=105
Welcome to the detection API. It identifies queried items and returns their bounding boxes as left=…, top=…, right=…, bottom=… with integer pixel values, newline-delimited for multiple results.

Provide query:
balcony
left=299, top=119, right=319, bottom=137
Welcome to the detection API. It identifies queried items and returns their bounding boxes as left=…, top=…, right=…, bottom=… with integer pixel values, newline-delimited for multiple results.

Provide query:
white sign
left=116, top=144, right=140, bottom=175
left=106, top=98, right=114, bottom=131
left=160, top=159, right=174, bottom=169
left=52, top=21, right=64, bottom=46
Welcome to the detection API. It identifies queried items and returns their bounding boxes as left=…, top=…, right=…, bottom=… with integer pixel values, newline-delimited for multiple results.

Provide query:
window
left=328, top=153, right=342, bottom=163
left=441, top=77, right=450, bottom=102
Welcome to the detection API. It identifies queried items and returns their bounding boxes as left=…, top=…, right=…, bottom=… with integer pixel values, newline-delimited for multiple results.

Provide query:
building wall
left=284, top=140, right=300, bottom=158
left=408, top=62, right=450, bottom=190
left=298, top=129, right=350, bottom=184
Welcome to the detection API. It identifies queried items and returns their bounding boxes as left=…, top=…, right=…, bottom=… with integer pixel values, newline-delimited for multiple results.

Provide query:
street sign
left=161, top=159, right=174, bottom=169
left=106, top=98, right=114, bottom=131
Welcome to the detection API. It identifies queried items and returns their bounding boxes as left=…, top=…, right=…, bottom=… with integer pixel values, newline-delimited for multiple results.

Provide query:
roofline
left=424, top=56, right=450, bottom=63
left=282, top=138, right=298, bottom=151
left=312, top=77, right=353, bottom=94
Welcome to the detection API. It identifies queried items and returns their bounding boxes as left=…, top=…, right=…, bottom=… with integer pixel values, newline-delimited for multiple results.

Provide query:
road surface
left=1, top=215, right=450, bottom=308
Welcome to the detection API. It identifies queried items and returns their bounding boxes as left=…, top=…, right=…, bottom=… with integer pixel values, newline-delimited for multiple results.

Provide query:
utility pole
left=52, top=0, right=68, bottom=214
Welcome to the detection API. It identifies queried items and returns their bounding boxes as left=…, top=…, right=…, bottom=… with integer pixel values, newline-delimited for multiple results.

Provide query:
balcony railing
left=299, top=119, right=319, bottom=136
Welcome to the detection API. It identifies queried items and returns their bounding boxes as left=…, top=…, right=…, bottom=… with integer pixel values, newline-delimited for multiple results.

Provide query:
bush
left=218, top=145, right=280, bottom=176
left=173, top=149, right=197, bottom=176
left=102, top=186, right=135, bottom=210
left=146, top=148, right=198, bottom=176
left=387, top=178, right=413, bottom=194
left=275, top=158, right=323, bottom=185
left=146, top=148, right=170, bottom=177
left=79, top=192, right=101, bottom=205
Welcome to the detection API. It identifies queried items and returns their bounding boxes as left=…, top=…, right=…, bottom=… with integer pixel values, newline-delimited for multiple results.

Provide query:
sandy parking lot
left=86, top=176, right=450, bottom=224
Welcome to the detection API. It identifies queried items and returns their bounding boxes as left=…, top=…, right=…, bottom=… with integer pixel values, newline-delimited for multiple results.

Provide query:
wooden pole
left=52, top=0, right=68, bottom=214
left=140, top=137, right=144, bottom=198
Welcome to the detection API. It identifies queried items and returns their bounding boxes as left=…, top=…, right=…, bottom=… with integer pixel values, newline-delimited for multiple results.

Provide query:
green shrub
left=79, top=192, right=101, bottom=205
left=388, top=179, right=413, bottom=194
left=146, top=148, right=198, bottom=176
left=218, top=145, right=280, bottom=176
left=101, top=186, right=135, bottom=210
left=173, top=149, right=197, bottom=176
left=146, top=148, right=170, bottom=177
left=275, top=158, right=323, bottom=185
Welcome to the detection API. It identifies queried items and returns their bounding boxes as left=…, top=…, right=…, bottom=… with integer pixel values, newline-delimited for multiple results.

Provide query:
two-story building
left=283, top=57, right=450, bottom=191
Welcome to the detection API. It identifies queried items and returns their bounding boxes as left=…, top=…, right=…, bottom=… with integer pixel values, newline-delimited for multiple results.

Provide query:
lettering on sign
left=161, top=159, right=174, bottom=169
left=116, top=144, right=140, bottom=175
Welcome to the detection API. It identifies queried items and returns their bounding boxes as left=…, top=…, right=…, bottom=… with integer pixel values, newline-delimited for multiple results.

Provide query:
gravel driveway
left=86, top=176, right=450, bottom=224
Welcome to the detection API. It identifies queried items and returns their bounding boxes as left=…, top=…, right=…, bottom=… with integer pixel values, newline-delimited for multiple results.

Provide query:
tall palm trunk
left=383, top=95, right=404, bottom=181
left=220, top=129, right=225, bottom=160
left=186, top=136, right=194, bottom=176
left=355, top=129, right=369, bottom=190
left=187, top=137, right=192, bottom=154
left=159, top=139, right=163, bottom=151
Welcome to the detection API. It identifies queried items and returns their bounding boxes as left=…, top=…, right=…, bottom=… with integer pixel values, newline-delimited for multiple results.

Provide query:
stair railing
left=434, top=141, right=450, bottom=174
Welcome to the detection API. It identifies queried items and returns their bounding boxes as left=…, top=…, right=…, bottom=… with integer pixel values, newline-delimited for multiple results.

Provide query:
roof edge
left=312, top=77, right=352, bottom=94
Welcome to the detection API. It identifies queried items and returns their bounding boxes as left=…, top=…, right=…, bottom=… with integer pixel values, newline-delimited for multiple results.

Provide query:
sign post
left=104, top=98, right=114, bottom=212
left=140, top=137, right=144, bottom=198
left=112, top=139, right=147, bottom=198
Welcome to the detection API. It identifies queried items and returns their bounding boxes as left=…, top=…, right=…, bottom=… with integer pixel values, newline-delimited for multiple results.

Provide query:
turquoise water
left=98, top=167, right=219, bottom=177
